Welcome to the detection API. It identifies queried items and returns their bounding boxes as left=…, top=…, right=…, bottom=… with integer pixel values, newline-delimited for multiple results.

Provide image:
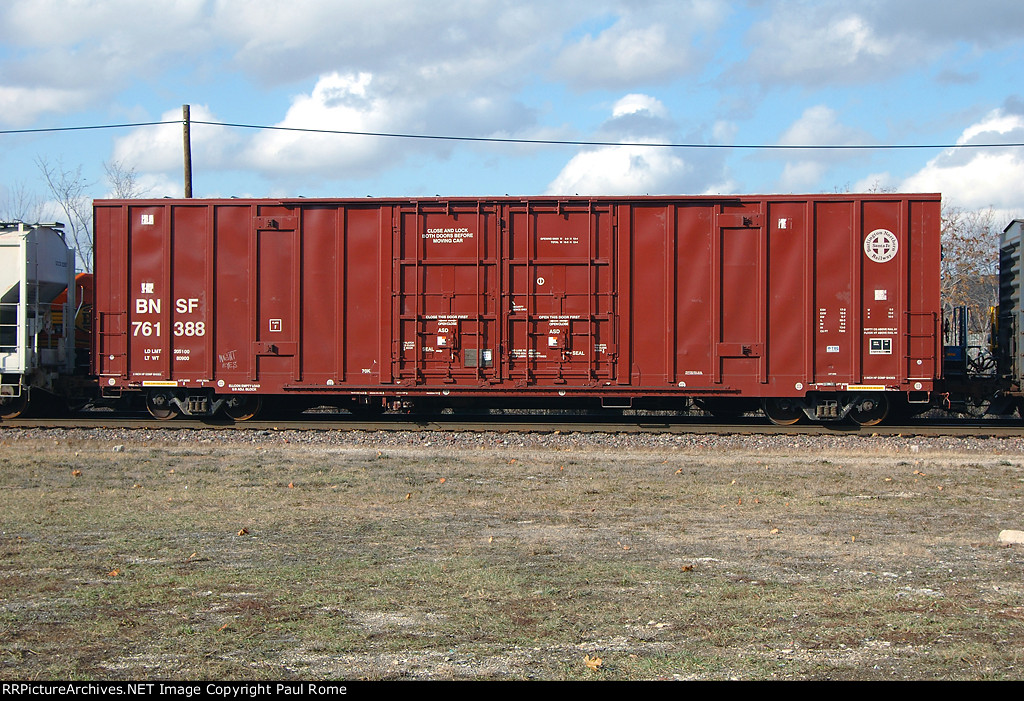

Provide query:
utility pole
left=183, top=104, right=193, bottom=198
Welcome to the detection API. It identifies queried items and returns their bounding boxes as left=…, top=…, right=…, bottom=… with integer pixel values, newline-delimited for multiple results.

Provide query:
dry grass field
left=1, top=428, right=1023, bottom=680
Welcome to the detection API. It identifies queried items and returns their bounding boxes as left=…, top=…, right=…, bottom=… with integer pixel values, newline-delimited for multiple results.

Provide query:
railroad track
left=3, top=413, right=1024, bottom=437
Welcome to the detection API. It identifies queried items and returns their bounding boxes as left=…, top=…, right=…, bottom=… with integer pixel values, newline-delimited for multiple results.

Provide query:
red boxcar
left=92, top=194, right=941, bottom=424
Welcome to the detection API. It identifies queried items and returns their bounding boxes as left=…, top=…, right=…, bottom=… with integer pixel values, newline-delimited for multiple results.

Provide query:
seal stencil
left=864, top=229, right=898, bottom=263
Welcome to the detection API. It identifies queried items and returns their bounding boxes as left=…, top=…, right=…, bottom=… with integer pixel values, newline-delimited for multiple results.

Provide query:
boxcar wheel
left=850, top=395, right=889, bottom=426
left=223, top=395, right=262, bottom=421
left=762, top=398, right=803, bottom=426
left=0, top=393, right=28, bottom=420
left=146, top=391, right=180, bottom=420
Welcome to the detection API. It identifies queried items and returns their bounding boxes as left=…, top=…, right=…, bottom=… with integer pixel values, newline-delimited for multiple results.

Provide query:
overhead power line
left=0, top=121, right=179, bottom=135
left=3, top=117, right=1024, bottom=151
left=194, top=120, right=1024, bottom=151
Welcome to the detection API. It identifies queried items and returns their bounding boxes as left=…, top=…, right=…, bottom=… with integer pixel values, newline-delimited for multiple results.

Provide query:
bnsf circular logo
left=864, top=229, right=898, bottom=263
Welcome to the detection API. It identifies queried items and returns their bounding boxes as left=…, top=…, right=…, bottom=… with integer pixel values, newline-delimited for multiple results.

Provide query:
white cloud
left=778, top=105, right=870, bottom=147
left=872, top=1, right=1024, bottom=44
left=959, top=111, right=1024, bottom=144
left=551, top=2, right=725, bottom=90
left=899, top=108, right=1024, bottom=209
left=740, top=1, right=1024, bottom=88
left=236, top=71, right=546, bottom=184
left=0, top=1, right=572, bottom=126
left=546, top=145, right=689, bottom=195
left=240, top=72, right=410, bottom=179
left=853, top=172, right=898, bottom=192
left=774, top=105, right=875, bottom=191
left=612, top=94, right=670, bottom=120
left=744, top=11, right=905, bottom=86
left=546, top=94, right=730, bottom=195
left=778, top=161, right=828, bottom=191
left=1, top=1, right=211, bottom=104
left=0, top=86, right=93, bottom=126
left=711, top=121, right=738, bottom=144
left=6, top=0, right=1021, bottom=202
left=107, top=70, right=545, bottom=189
left=213, top=0, right=571, bottom=90
left=5, top=0, right=207, bottom=47
left=553, top=23, right=694, bottom=89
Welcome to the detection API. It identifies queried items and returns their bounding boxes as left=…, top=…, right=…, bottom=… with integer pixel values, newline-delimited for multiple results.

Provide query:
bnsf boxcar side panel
left=905, top=199, right=942, bottom=381
left=813, top=200, right=855, bottom=386
left=618, top=196, right=940, bottom=398
left=93, top=205, right=128, bottom=383
left=394, top=201, right=500, bottom=386
left=717, top=202, right=767, bottom=385
left=124, top=204, right=214, bottom=385
left=254, top=205, right=299, bottom=386
left=346, top=206, right=389, bottom=384
left=170, top=205, right=211, bottom=381
left=94, top=194, right=940, bottom=405
left=505, top=201, right=616, bottom=386
left=670, top=204, right=714, bottom=386
left=128, top=205, right=169, bottom=380
left=212, top=205, right=251, bottom=386
left=765, top=200, right=811, bottom=391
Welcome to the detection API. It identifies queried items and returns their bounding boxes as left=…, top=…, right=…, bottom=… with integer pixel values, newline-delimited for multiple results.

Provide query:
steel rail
left=2, top=414, right=1023, bottom=437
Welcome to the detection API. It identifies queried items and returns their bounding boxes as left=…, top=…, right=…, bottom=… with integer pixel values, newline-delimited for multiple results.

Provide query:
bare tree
left=103, top=159, right=147, bottom=199
left=36, top=157, right=93, bottom=272
left=0, top=180, right=46, bottom=223
left=941, top=203, right=1000, bottom=335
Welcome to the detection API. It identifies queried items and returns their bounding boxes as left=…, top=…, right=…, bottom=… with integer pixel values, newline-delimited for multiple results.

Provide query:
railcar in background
left=0, top=222, right=78, bottom=418
left=997, top=219, right=1024, bottom=412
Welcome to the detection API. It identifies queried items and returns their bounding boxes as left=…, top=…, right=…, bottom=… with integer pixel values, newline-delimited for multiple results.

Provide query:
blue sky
left=2, top=0, right=1024, bottom=219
